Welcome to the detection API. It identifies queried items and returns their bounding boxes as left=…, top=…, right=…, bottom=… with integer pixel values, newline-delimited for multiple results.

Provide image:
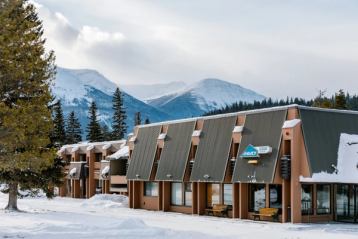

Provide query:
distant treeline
left=204, top=90, right=358, bottom=116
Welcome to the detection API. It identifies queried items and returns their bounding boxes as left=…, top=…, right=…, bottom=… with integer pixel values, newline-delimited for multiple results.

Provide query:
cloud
left=34, top=0, right=358, bottom=99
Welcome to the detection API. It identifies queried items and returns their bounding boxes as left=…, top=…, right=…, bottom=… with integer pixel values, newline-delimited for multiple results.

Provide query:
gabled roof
left=190, top=116, right=237, bottom=182
left=156, top=120, right=196, bottom=181
left=232, top=109, right=287, bottom=183
left=126, top=125, right=161, bottom=180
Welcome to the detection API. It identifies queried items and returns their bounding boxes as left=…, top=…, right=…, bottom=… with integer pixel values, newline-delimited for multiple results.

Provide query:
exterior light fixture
left=166, top=174, right=172, bottom=178
left=203, top=174, right=210, bottom=179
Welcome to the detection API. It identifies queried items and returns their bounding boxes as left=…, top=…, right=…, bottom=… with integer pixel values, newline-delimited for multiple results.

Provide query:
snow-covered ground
left=1, top=193, right=358, bottom=239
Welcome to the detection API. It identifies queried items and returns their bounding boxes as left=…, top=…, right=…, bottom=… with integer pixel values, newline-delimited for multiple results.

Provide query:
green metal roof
left=190, top=116, right=237, bottom=182
left=232, top=109, right=287, bottom=183
left=300, top=108, right=358, bottom=174
left=155, top=121, right=196, bottom=181
left=126, top=125, right=161, bottom=180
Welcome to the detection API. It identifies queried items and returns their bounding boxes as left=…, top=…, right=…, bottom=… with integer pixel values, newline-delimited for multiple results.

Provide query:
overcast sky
left=34, top=0, right=358, bottom=99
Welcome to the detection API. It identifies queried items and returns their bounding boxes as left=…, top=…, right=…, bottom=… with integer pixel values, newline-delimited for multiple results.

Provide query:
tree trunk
left=5, top=182, right=18, bottom=211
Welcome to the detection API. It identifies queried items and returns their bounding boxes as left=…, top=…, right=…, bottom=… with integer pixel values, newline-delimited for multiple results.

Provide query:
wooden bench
left=205, top=204, right=229, bottom=217
left=252, top=208, right=279, bottom=221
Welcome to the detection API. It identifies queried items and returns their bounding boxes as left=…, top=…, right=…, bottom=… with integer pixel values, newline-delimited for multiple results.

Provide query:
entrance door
left=336, top=184, right=358, bottom=223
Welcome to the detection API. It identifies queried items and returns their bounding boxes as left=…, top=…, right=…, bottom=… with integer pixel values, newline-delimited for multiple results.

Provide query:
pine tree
left=51, top=100, right=66, bottom=147
left=65, top=111, right=82, bottom=144
left=86, top=101, right=103, bottom=142
left=134, top=112, right=142, bottom=126
left=111, top=88, right=127, bottom=140
left=101, top=124, right=112, bottom=141
left=335, top=89, right=347, bottom=109
left=0, top=0, right=59, bottom=210
left=145, top=118, right=150, bottom=124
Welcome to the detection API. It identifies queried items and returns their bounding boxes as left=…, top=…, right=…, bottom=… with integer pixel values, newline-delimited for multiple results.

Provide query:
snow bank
left=81, top=194, right=128, bottom=208
left=300, top=133, right=358, bottom=183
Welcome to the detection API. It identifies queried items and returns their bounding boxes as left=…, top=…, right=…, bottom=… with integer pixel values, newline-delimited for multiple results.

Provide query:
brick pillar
left=73, top=180, right=80, bottom=198
left=239, top=183, right=248, bottom=219
left=282, top=179, right=290, bottom=222
left=192, top=182, right=198, bottom=214
left=233, top=183, right=240, bottom=218
left=162, top=181, right=170, bottom=211
left=197, top=182, right=206, bottom=215
left=133, top=181, right=140, bottom=209
left=87, top=151, right=95, bottom=198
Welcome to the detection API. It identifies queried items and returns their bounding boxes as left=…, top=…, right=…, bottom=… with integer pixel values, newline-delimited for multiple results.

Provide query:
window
left=249, top=184, right=266, bottom=212
left=207, top=184, right=220, bottom=207
left=144, top=182, right=159, bottom=197
left=301, top=184, right=313, bottom=215
left=95, top=153, right=102, bottom=162
left=79, top=154, right=86, bottom=161
left=184, top=183, right=192, bottom=206
left=269, top=185, right=282, bottom=210
left=316, top=184, right=331, bottom=214
left=223, top=184, right=233, bottom=206
left=171, top=183, right=183, bottom=205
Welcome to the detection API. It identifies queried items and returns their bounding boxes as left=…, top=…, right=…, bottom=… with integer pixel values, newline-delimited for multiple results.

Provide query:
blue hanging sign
left=240, top=144, right=259, bottom=158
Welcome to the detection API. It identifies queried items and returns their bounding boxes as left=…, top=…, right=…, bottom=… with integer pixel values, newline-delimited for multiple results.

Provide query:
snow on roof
left=300, top=133, right=358, bottom=183
left=107, top=145, right=129, bottom=160
left=71, top=146, right=79, bottom=153
left=192, top=130, right=201, bottom=137
left=58, top=140, right=126, bottom=154
left=233, top=126, right=244, bottom=133
left=158, top=133, right=166, bottom=140
left=282, top=119, right=301, bottom=129
left=101, top=166, right=110, bottom=176
left=102, top=143, right=112, bottom=150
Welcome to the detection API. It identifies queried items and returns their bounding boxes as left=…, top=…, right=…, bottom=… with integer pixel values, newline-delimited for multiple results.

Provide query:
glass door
left=336, top=184, right=358, bottom=223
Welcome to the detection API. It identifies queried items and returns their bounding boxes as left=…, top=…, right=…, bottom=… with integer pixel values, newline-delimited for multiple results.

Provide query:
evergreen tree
left=101, top=124, right=112, bottom=141
left=134, top=112, right=142, bottom=126
left=335, top=89, right=347, bottom=109
left=0, top=0, right=59, bottom=210
left=144, top=118, right=150, bottom=124
left=111, top=88, right=127, bottom=140
left=51, top=100, right=66, bottom=146
left=86, top=101, right=103, bottom=142
left=65, top=111, right=82, bottom=144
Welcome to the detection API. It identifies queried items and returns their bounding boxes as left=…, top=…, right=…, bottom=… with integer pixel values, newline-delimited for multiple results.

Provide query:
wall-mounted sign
left=240, top=145, right=272, bottom=158
left=240, top=144, right=259, bottom=158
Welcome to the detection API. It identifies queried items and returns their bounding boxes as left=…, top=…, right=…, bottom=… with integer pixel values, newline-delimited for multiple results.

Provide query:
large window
left=249, top=184, right=266, bottom=212
left=316, top=184, right=331, bottom=214
left=144, top=182, right=159, bottom=197
left=207, top=184, right=220, bottom=207
left=171, top=183, right=183, bottom=205
left=301, top=184, right=313, bottom=215
left=184, top=183, right=192, bottom=206
left=269, top=185, right=282, bottom=210
left=223, top=184, right=233, bottom=206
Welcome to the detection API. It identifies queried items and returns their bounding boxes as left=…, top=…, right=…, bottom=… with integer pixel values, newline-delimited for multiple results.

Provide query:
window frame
left=249, top=184, right=266, bottom=212
left=301, top=184, right=314, bottom=215
left=144, top=182, right=159, bottom=197
left=316, top=184, right=331, bottom=215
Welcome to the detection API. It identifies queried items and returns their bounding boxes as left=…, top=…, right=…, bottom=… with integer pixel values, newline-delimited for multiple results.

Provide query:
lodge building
left=58, top=140, right=129, bottom=198
left=126, top=105, right=358, bottom=223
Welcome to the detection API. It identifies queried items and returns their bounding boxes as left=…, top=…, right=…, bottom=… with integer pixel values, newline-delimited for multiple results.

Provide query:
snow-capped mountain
left=147, top=78, right=266, bottom=118
left=52, top=67, right=172, bottom=137
left=121, top=82, right=187, bottom=101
